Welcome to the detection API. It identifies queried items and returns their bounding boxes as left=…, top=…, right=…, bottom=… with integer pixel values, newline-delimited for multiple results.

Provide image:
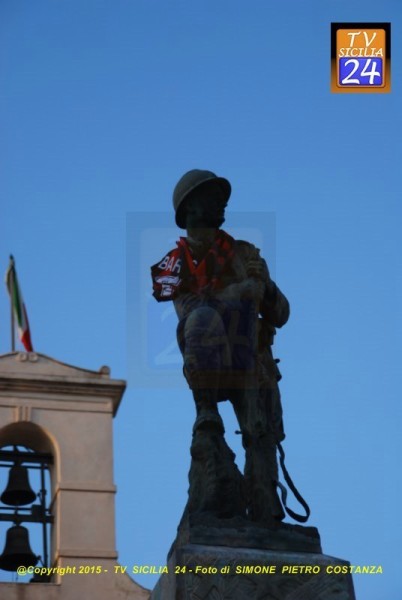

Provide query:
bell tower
left=0, top=351, right=149, bottom=600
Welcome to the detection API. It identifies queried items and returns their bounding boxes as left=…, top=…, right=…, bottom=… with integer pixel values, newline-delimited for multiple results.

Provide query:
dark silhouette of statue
left=151, top=170, right=306, bottom=529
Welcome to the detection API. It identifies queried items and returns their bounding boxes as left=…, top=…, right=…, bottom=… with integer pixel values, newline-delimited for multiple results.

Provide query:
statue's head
left=173, top=169, right=231, bottom=229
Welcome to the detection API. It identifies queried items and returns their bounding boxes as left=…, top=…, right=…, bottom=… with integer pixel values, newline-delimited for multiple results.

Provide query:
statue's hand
left=246, top=258, right=277, bottom=303
left=246, top=258, right=266, bottom=281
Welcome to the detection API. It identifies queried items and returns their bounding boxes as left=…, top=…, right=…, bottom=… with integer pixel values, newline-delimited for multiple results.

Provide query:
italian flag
left=5, top=255, right=34, bottom=352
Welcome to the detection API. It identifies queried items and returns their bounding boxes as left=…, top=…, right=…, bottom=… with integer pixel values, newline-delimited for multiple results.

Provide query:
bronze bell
left=1, top=465, right=36, bottom=506
left=0, top=525, right=38, bottom=571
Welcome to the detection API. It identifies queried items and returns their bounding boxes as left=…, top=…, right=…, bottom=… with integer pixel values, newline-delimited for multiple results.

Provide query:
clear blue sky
left=1, top=1, right=401, bottom=598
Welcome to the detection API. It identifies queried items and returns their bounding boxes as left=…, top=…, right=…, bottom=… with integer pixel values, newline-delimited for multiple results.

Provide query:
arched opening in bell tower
left=0, top=422, right=56, bottom=583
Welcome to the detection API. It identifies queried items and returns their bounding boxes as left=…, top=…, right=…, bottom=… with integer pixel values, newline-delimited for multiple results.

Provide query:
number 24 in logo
left=340, top=58, right=383, bottom=86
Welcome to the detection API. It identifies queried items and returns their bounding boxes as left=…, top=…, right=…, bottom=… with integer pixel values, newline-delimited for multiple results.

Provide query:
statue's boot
left=188, top=390, right=246, bottom=520
left=192, top=389, right=224, bottom=433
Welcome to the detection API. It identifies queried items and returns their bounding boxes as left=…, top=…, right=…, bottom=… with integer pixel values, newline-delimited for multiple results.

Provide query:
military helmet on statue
left=173, top=169, right=231, bottom=229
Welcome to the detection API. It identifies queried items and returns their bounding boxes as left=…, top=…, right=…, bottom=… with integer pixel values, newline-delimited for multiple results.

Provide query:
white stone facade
left=0, top=351, right=150, bottom=600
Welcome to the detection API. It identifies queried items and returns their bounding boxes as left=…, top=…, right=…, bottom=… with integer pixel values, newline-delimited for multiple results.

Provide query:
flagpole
left=9, top=255, right=16, bottom=352
left=11, top=294, right=15, bottom=352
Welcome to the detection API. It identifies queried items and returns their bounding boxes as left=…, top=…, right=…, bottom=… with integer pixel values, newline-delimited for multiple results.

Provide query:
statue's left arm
left=239, top=242, right=290, bottom=328
left=260, top=273, right=289, bottom=328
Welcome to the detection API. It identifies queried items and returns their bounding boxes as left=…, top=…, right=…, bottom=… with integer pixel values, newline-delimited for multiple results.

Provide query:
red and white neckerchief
left=151, top=229, right=235, bottom=301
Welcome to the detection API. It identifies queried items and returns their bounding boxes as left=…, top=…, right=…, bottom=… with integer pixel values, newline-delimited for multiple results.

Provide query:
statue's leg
left=181, top=306, right=230, bottom=429
left=179, top=306, right=246, bottom=519
left=231, top=386, right=285, bottom=526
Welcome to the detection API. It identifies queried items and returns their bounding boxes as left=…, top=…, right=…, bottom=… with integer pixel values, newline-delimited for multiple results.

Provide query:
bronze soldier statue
left=151, top=170, right=307, bottom=528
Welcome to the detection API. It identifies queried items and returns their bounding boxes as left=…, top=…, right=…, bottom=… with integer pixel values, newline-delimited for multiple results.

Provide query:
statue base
left=150, top=520, right=356, bottom=600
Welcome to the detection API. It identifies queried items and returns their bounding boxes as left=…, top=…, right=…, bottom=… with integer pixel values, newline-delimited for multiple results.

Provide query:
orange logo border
left=331, top=23, right=391, bottom=93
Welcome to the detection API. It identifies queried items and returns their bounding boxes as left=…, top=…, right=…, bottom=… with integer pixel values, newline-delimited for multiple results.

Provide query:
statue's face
left=184, top=186, right=227, bottom=229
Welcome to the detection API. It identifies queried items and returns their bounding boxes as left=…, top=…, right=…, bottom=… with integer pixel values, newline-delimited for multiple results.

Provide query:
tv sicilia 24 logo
left=331, top=23, right=391, bottom=93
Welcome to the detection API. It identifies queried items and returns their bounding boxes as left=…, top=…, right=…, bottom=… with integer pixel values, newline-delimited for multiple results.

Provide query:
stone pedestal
left=151, top=521, right=356, bottom=600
